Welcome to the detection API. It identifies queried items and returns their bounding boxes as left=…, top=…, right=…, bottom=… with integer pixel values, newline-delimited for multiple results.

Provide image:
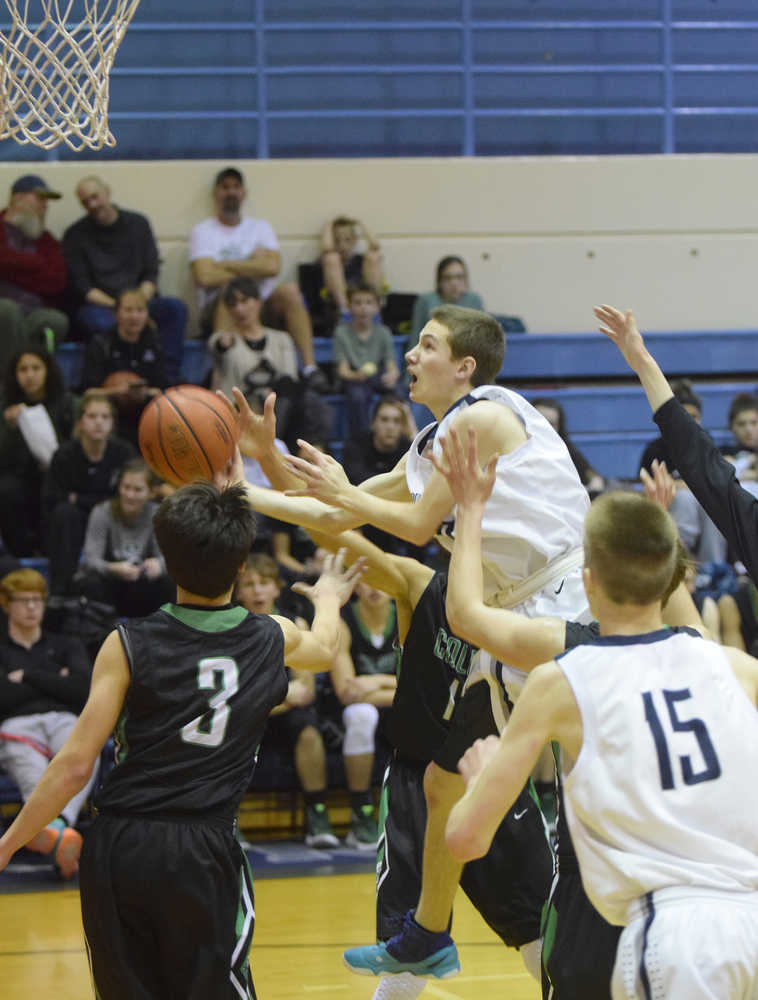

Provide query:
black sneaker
left=304, top=802, right=339, bottom=848
left=344, top=804, right=378, bottom=850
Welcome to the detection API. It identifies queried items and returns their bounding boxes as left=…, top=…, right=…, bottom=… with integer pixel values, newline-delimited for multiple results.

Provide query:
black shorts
left=434, top=677, right=501, bottom=774
left=377, top=755, right=552, bottom=948
left=541, top=865, right=622, bottom=1000
left=80, top=814, right=256, bottom=1000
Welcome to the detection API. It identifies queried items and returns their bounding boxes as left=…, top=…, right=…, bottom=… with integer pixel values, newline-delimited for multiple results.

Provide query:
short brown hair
left=431, top=304, right=505, bottom=387
left=0, top=568, right=47, bottom=605
left=584, top=492, right=678, bottom=606
left=240, top=553, right=281, bottom=587
left=347, top=281, right=379, bottom=305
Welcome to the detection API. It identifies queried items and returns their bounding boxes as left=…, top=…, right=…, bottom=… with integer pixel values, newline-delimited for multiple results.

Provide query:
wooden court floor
left=0, top=871, right=540, bottom=999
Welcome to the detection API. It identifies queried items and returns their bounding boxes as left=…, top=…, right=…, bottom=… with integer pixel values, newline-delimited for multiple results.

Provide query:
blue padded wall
left=3, top=0, right=758, bottom=159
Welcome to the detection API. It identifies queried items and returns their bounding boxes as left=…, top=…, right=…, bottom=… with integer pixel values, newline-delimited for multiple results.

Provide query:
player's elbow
left=57, top=750, right=96, bottom=796
left=445, top=595, right=468, bottom=639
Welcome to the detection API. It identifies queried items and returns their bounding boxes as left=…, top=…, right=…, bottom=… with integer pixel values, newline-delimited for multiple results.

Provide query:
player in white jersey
left=447, top=488, right=758, bottom=1000
left=271, top=304, right=591, bottom=991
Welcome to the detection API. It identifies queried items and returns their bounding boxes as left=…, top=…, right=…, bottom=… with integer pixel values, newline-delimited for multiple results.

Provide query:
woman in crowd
left=81, top=288, right=168, bottom=446
left=408, top=255, right=484, bottom=347
left=0, top=348, right=75, bottom=556
left=42, top=392, right=134, bottom=597
left=76, top=458, right=174, bottom=618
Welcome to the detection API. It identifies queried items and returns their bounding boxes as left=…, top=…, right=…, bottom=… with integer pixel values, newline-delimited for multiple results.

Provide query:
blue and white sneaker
left=343, top=910, right=460, bottom=979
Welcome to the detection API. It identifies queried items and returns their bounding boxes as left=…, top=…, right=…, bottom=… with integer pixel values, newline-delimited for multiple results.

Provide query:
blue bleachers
left=5, top=3, right=758, bottom=160
left=54, top=331, right=757, bottom=483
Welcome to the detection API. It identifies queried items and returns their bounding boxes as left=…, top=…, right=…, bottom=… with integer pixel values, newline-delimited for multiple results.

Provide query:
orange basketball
left=138, top=385, right=240, bottom=487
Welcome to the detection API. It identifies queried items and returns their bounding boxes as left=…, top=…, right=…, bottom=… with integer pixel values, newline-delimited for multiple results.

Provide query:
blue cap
left=11, top=174, right=61, bottom=199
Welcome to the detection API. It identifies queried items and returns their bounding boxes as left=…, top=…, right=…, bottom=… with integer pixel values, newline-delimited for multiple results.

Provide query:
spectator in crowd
left=639, top=380, right=727, bottom=563
left=208, top=276, right=332, bottom=452
left=0, top=348, right=75, bottom=556
left=190, top=166, right=326, bottom=389
left=63, top=176, right=187, bottom=385
left=408, top=255, right=484, bottom=349
left=341, top=394, right=429, bottom=560
left=333, top=283, right=399, bottom=438
left=76, top=459, right=174, bottom=619
left=0, top=174, right=68, bottom=375
left=81, top=288, right=168, bottom=446
left=320, top=216, right=384, bottom=319
left=719, top=577, right=758, bottom=656
left=0, top=568, right=93, bottom=878
left=329, top=579, right=397, bottom=849
left=237, top=554, right=339, bottom=849
left=531, top=396, right=606, bottom=497
left=42, top=392, right=134, bottom=597
left=721, top=392, right=758, bottom=481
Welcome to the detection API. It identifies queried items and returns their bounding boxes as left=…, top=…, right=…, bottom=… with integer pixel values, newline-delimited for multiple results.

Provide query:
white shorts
left=612, top=887, right=758, bottom=1000
left=464, top=565, right=590, bottom=732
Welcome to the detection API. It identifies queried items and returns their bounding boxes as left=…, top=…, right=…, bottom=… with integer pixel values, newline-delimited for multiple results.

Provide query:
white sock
left=519, top=938, right=542, bottom=982
left=371, top=972, right=426, bottom=999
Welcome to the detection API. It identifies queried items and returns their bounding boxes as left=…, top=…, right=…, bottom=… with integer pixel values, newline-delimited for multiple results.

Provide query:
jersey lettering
left=433, top=627, right=473, bottom=676
left=181, top=657, right=239, bottom=748
left=642, top=687, right=722, bottom=790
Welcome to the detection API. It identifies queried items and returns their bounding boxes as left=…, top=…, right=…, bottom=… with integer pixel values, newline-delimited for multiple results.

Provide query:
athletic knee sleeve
left=342, top=702, right=379, bottom=756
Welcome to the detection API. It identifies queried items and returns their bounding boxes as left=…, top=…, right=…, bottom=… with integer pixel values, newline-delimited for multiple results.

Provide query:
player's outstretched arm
left=433, top=426, right=566, bottom=670
left=594, top=305, right=674, bottom=413
left=283, top=401, right=522, bottom=547
left=446, top=660, right=577, bottom=862
left=273, top=550, right=365, bottom=671
left=598, top=306, right=758, bottom=586
left=0, top=630, right=130, bottom=871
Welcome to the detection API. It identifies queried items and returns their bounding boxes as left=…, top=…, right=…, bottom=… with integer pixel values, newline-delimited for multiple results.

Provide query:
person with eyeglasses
left=0, top=568, right=93, bottom=879
left=408, top=256, right=484, bottom=350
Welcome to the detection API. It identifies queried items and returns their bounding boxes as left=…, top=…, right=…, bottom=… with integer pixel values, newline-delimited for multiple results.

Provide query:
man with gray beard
left=0, top=175, right=68, bottom=374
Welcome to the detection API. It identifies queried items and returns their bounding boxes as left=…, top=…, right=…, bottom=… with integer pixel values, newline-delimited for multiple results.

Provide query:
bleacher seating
left=52, top=332, right=755, bottom=484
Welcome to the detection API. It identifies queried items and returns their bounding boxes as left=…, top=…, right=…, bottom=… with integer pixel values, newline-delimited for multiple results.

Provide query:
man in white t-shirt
left=189, top=167, right=324, bottom=387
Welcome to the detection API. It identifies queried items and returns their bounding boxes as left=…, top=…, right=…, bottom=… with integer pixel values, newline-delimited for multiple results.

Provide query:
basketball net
left=0, top=0, right=141, bottom=150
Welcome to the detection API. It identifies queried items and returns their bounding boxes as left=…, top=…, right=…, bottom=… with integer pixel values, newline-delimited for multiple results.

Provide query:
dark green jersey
left=342, top=599, right=399, bottom=677
left=95, top=603, right=288, bottom=821
left=389, top=571, right=477, bottom=763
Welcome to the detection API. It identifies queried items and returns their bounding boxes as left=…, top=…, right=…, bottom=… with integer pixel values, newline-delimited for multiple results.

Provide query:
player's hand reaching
left=594, top=304, right=652, bottom=374
left=213, top=445, right=245, bottom=490
left=640, top=459, right=676, bottom=511
left=293, top=548, right=365, bottom=608
left=431, top=426, right=499, bottom=513
left=283, top=441, right=352, bottom=505
left=457, top=735, right=501, bottom=789
left=217, top=386, right=276, bottom=460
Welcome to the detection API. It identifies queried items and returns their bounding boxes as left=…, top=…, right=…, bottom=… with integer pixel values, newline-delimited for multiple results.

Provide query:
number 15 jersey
left=557, top=627, right=758, bottom=926
left=95, top=603, right=288, bottom=822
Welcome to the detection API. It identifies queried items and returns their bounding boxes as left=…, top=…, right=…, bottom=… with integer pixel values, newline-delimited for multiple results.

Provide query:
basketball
left=138, top=385, right=240, bottom=487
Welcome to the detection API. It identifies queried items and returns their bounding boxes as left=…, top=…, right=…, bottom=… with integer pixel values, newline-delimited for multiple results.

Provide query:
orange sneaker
left=54, top=827, right=83, bottom=880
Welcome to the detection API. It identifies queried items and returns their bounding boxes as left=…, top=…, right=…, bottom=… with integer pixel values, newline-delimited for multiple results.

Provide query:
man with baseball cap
left=0, top=173, right=68, bottom=374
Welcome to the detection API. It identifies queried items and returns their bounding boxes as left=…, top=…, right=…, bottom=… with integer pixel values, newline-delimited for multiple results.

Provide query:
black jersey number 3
left=181, top=657, right=240, bottom=748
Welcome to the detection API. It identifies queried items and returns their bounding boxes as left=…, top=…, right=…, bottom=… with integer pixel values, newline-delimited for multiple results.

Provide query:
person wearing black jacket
left=596, top=303, right=758, bottom=585
left=42, top=392, right=134, bottom=596
left=0, top=568, right=93, bottom=878
left=81, top=288, right=169, bottom=447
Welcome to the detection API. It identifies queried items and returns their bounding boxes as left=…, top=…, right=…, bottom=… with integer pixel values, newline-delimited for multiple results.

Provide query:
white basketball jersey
left=559, top=628, right=758, bottom=926
left=405, top=385, right=589, bottom=599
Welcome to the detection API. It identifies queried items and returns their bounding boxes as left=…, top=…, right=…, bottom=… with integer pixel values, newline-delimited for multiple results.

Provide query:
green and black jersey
left=95, top=602, right=288, bottom=821
left=389, top=571, right=477, bottom=764
left=342, top=599, right=399, bottom=677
